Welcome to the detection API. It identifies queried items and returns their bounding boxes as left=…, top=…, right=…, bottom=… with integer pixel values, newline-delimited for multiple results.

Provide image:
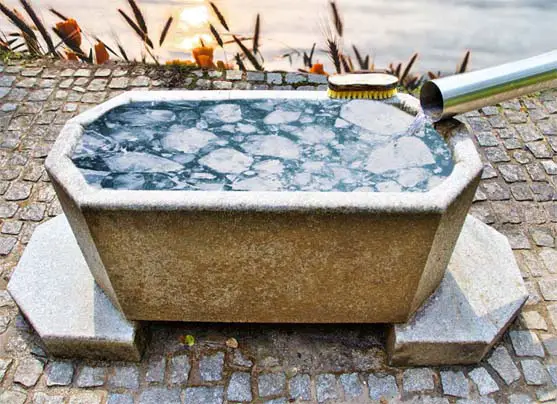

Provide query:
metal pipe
left=420, top=50, right=557, bottom=121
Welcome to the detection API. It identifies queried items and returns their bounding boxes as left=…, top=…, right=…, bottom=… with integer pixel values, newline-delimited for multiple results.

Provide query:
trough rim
left=45, top=90, right=483, bottom=214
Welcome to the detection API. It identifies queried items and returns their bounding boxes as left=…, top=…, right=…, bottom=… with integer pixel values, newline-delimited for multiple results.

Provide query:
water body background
left=1, top=0, right=555, bottom=72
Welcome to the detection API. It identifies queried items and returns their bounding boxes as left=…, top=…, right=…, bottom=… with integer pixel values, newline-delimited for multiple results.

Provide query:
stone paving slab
left=389, top=215, right=528, bottom=366
left=0, top=59, right=556, bottom=402
left=7, top=214, right=144, bottom=361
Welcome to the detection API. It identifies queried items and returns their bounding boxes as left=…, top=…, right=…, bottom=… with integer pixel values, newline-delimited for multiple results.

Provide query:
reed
left=0, top=1, right=41, bottom=55
left=127, top=0, right=148, bottom=35
left=400, top=52, right=418, bottom=83
left=20, top=0, right=56, bottom=55
left=118, top=9, right=153, bottom=48
left=49, top=8, right=68, bottom=21
left=330, top=1, right=343, bottom=37
left=457, top=50, right=471, bottom=74
left=233, top=35, right=263, bottom=71
left=209, top=24, right=224, bottom=48
left=159, top=17, right=173, bottom=47
left=209, top=2, right=230, bottom=31
left=303, top=43, right=316, bottom=68
left=253, top=14, right=260, bottom=54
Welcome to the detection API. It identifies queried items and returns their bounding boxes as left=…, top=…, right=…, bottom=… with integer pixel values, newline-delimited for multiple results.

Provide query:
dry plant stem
left=49, top=8, right=68, bottom=21
left=159, top=17, right=173, bottom=46
left=210, top=2, right=230, bottom=31
left=209, top=24, right=224, bottom=48
left=118, top=9, right=153, bottom=48
left=233, top=35, right=263, bottom=71
left=20, top=0, right=56, bottom=55
left=0, top=1, right=41, bottom=55
left=127, top=0, right=148, bottom=34
left=253, top=14, right=260, bottom=54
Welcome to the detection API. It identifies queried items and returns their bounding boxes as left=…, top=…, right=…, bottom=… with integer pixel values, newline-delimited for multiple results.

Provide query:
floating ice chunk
left=197, top=182, right=225, bottom=190
left=110, top=129, right=154, bottom=144
left=335, top=118, right=350, bottom=128
left=104, top=173, right=146, bottom=190
left=252, top=100, right=276, bottom=111
left=302, top=161, right=325, bottom=173
left=294, top=125, right=336, bottom=144
left=253, top=159, right=284, bottom=175
left=231, top=176, right=282, bottom=191
left=300, top=116, right=314, bottom=124
left=170, top=153, right=196, bottom=165
left=204, top=103, right=243, bottom=123
left=144, top=174, right=177, bottom=190
left=279, top=124, right=297, bottom=133
left=75, top=130, right=116, bottom=156
left=242, top=135, right=301, bottom=159
left=376, top=181, right=402, bottom=192
left=179, top=110, right=199, bottom=122
left=365, top=137, right=435, bottom=174
left=190, top=172, right=216, bottom=180
left=397, top=167, right=429, bottom=187
left=220, top=124, right=236, bottom=133
left=293, top=172, right=311, bottom=186
left=340, top=100, right=414, bottom=134
left=79, top=169, right=109, bottom=188
left=199, top=148, right=253, bottom=174
left=331, top=166, right=353, bottom=181
left=196, top=120, right=209, bottom=130
left=263, top=110, right=301, bottom=125
left=354, top=186, right=375, bottom=192
left=149, top=110, right=176, bottom=122
left=111, top=109, right=176, bottom=126
left=237, top=123, right=257, bottom=134
left=161, top=127, right=218, bottom=154
left=104, top=152, right=184, bottom=173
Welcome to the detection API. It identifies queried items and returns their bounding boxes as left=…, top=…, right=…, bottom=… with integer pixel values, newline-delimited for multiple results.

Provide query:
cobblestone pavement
left=0, top=59, right=556, bottom=403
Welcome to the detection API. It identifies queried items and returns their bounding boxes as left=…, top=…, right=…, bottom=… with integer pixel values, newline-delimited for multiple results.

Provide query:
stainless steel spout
left=420, top=50, right=557, bottom=121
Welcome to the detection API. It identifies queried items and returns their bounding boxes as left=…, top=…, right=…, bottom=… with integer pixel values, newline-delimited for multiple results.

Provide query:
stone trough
left=8, top=90, right=528, bottom=365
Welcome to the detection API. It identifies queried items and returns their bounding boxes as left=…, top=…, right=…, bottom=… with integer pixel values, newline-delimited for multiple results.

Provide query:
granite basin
left=45, top=91, right=482, bottom=323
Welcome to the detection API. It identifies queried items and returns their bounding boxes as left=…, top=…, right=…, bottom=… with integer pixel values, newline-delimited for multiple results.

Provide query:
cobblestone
left=76, top=366, right=105, bottom=387
left=316, top=373, right=338, bottom=403
left=468, top=367, right=499, bottom=395
left=227, top=372, right=252, bottom=402
left=183, top=386, right=224, bottom=403
left=169, top=354, right=190, bottom=385
left=340, top=373, right=364, bottom=399
left=487, top=346, right=521, bottom=385
left=402, top=368, right=435, bottom=393
left=289, top=374, right=311, bottom=401
left=440, top=370, right=469, bottom=398
left=107, top=393, right=133, bottom=404
left=144, top=356, right=165, bottom=383
left=109, top=365, right=139, bottom=389
left=258, top=372, right=286, bottom=397
left=510, top=330, right=545, bottom=357
left=521, top=359, right=549, bottom=385
left=13, top=357, right=44, bottom=387
left=45, top=361, right=74, bottom=386
left=199, top=351, right=224, bottom=382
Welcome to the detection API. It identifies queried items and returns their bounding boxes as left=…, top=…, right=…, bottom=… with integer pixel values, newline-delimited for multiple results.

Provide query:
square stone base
left=7, top=215, right=145, bottom=361
left=388, top=215, right=528, bottom=366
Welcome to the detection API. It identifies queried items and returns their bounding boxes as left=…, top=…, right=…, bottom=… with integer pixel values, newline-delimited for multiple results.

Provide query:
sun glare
left=179, top=5, right=209, bottom=29
left=179, top=33, right=214, bottom=51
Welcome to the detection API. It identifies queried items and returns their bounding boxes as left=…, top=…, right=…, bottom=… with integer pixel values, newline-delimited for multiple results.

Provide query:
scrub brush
left=327, top=73, right=399, bottom=100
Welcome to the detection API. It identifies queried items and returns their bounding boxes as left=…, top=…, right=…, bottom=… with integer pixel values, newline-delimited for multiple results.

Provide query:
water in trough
left=72, top=98, right=454, bottom=192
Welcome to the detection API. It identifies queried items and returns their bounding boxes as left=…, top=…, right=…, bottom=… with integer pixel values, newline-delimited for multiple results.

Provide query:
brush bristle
left=327, top=88, right=398, bottom=100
